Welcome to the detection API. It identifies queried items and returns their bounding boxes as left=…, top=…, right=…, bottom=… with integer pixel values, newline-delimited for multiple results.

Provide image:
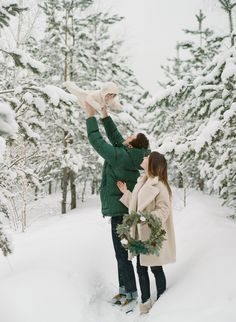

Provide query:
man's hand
left=85, top=101, right=96, bottom=117
left=117, top=181, right=127, bottom=194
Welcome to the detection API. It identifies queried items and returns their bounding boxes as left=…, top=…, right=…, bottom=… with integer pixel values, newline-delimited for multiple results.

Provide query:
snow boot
left=139, top=298, right=152, bottom=314
left=110, top=293, right=126, bottom=305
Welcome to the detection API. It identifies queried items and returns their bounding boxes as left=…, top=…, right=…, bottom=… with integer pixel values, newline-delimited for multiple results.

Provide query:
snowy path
left=0, top=190, right=235, bottom=322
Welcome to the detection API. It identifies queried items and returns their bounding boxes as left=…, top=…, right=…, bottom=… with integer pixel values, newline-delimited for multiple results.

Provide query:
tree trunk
left=14, top=0, right=23, bottom=87
left=177, top=171, right=184, bottom=188
left=34, top=186, right=38, bottom=200
left=64, top=8, right=70, bottom=81
left=70, top=11, right=75, bottom=80
left=22, top=174, right=27, bottom=232
left=91, top=179, right=96, bottom=195
left=61, top=8, right=71, bottom=214
left=183, top=187, right=187, bottom=207
left=61, top=130, right=69, bottom=214
left=198, top=178, right=204, bottom=191
left=82, top=180, right=87, bottom=203
left=93, top=23, right=98, bottom=80
left=176, top=43, right=181, bottom=78
left=70, top=171, right=76, bottom=209
left=9, top=197, right=19, bottom=231
left=49, top=181, right=52, bottom=195
left=199, top=18, right=202, bottom=47
left=220, top=1, right=236, bottom=47
left=91, top=178, right=98, bottom=195
left=61, top=167, right=68, bottom=214
left=229, top=9, right=234, bottom=46
left=196, top=9, right=205, bottom=48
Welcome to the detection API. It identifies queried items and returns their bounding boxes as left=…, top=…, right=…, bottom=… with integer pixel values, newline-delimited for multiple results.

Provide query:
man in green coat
left=85, top=103, right=150, bottom=305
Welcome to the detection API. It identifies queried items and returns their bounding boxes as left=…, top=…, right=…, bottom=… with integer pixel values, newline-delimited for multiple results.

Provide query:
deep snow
left=0, top=188, right=235, bottom=322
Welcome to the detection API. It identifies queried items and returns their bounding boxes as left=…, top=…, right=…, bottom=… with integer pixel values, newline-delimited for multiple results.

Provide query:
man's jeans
left=111, top=215, right=137, bottom=300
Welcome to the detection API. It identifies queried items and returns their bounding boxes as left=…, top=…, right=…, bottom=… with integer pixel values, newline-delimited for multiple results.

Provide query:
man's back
left=86, top=116, right=149, bottom=216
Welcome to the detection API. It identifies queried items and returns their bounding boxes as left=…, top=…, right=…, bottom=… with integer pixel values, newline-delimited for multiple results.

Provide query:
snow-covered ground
left=0, top=189, right=235, bottom=322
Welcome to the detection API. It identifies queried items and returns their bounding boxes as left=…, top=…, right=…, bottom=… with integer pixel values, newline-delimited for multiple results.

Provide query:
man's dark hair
left=130, top=133, right=149, bottom=149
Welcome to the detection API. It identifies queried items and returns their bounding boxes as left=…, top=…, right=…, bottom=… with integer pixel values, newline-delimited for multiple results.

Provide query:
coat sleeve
left=86, top=117, right=127, bottom=166
left=86, top=93, right=101, bottom=111
left=119, top=190, right=132, bottom=209
left=101, top=116, right=125, bottom=147
left=150, top=189, right=171, bottom=224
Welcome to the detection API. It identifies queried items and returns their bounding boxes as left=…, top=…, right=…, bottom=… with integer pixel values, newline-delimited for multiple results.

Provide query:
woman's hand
left=117, top=181, right=127, bottom=194
left=84, top=101, right=96, bottom=117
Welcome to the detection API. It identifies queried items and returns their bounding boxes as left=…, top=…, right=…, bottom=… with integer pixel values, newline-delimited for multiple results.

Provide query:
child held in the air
left=64, top=81, right=122, bottom=114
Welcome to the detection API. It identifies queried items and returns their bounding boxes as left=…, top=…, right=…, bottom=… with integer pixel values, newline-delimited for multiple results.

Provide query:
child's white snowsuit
left=64, top=81, right=122, bottom=113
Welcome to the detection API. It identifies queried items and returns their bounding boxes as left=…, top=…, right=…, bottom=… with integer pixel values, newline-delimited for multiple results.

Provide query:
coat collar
left=137, top=174, right=159, bottom=186
left=137, top=175, right=160, bottom=212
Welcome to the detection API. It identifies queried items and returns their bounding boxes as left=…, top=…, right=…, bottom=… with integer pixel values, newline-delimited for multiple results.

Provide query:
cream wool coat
left=120, top=174, right=176, bottom=267
left=64, top=81, right=122, bottom=114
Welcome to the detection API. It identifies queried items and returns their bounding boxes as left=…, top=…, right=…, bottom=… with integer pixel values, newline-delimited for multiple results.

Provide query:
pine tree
left=218, top=0, right=236, bottom=46
left=160, top=12, right=223, bottom=87
left=0, top=0, right=26, bottom=255
left=0, top=0, right=26, bottom=28
left=36, top=0, right=148, bottom=210
left=30, top=0, right=95, bottom=213
left=145, top=11, right=236, bottom=214
left=1, top=0, right=82, bottom=232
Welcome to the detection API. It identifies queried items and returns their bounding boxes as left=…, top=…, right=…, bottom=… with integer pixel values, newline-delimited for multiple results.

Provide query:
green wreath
left=116, top=211, right=166, bottom=256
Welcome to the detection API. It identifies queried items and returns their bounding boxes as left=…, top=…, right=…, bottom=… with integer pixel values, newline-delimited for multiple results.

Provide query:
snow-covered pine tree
left=36, top=0, right=149, bottom=203
left=153, top=13, right=223, bottom=191
left=84, top=8, right=150, bottom=133
left=1, top=1, right=84, bottom=227
left=0, top=102, right=18, bottom=256
left=160, top=10, right=223, bottom=87
left=146, top=12, right=223, bottom=192
left=191, top=47, right=236, bottom=214
left=37, top=0, right=93, bottom=84
left=73, top=10, right=123, bottom=84
left=0, top=0, right=26, bottom=28
left=145, top=10, right=236, bottom=214
left=0, top=0, right=25, bottom=255
left=37, top=0, right=96, bottom=212
left=218, top=0, right=236, bottom=46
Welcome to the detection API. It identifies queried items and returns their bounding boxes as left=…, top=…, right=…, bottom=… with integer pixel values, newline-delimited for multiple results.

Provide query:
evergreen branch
left=7, top=151, right=39, bottom=169
left=0, top=225, right=11, bottom=256
left=0, top=3, right=27, bottom=29
left=218, top=0, right=236, bottom=11
left=0, top=89, right=15, bottom=95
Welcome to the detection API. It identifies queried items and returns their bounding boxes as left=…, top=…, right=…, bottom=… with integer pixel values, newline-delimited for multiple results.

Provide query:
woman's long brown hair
left=148, top=151, right=172, bottom=198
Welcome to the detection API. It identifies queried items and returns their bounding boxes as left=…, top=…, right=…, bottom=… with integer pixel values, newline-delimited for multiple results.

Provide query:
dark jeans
left=111, top=215, right=137, bottom=299
left=137, top=255, right=166, bottom=303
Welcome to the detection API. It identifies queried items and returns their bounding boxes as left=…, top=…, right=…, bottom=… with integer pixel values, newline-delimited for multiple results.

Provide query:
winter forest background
left=0, top=0, right=236, bottom=322
left=0, top=1, right=235, bottom=320
left=0, top=0, right=235, bottom=255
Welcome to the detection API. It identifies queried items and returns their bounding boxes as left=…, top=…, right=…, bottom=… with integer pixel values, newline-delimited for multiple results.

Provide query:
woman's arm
left=151, top=186, right=171, bottom=224
left=117, top=181, right=132, bottom=208
left=119, top=190, right=132, bottom=209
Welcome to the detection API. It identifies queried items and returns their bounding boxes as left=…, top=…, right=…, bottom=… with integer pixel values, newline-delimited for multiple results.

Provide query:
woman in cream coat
left=117, top=151, right=176, bottom=314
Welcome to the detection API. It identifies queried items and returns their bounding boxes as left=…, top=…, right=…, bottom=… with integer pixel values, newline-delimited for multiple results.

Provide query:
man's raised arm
left=86, top=116, right=127, bottom=167
left=101, top=108, right=124, bottom=147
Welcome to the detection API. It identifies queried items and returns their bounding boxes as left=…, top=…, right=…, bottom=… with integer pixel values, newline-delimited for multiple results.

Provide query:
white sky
left=100, top=0, right=230, bottom=94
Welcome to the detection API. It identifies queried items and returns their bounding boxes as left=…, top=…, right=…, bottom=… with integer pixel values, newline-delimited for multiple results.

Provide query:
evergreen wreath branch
left=116, top=211, right=166, bottom=256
